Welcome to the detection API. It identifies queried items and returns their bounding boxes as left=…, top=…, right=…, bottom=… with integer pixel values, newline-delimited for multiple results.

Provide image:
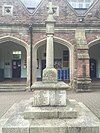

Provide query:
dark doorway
left=12, top=60, right=21, bottom=78
left=90, top=59, right=96, bottom=79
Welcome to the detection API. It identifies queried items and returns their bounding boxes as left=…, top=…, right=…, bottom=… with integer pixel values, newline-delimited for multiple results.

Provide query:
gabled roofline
left=28, top=0, right=79, bottom=16
left=19, top=0, right=46, bottom=16
left=28, top=0, right=47, bottom=16
left=17, top=0, right=99, bottom=18
left=64, top=0, right=99, bottom=17
left=17, top=0, right=33, bottom=15
left=63, top=0, right=79, bottom=17
left=83, top=0, right=99, bottom=16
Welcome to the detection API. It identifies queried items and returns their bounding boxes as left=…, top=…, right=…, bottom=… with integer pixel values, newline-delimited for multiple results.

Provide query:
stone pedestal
left=33, top=89, right=67, bottom=106
left=31, top=81, right=69, bottom=106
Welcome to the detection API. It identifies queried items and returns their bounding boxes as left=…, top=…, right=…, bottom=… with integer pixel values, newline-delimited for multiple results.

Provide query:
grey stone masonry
left=31, top=2, right=69, bottom=107
left=2, top=98, right=100, bottom=133
left=42, top=2, right=57, bottom=83
left=32, top=82, right=69, bottom=106
left=24, top=106, right=78, bottom=119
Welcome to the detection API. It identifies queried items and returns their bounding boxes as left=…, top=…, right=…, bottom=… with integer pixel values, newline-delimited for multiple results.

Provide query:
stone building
left=0, top=0, right=100, bottom=91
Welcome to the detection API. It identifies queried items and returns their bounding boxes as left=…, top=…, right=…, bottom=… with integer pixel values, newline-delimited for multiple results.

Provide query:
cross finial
left=47, top=2, right=57, bottom=15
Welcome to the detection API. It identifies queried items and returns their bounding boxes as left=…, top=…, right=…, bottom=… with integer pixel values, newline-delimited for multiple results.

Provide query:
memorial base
left=31, top=81, right=69, bottom=106
left=1, top=98, right=100, bottom=133
left=24, top=106, right=78, bottom=119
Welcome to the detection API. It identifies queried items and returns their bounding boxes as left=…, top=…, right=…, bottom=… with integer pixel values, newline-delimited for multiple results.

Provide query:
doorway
left=12, top=60, right=21, bottom=78
left=90, top=59, right=96, bottom=79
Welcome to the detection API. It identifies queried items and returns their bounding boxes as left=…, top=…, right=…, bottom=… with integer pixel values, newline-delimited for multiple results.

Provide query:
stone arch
left=88, top=38, right=100, bottom=48
left=88, top=38, right=100, bottom=79
left=32, top=36, right=74, bottom=83
left=0, top=36, right=30, bottom=86
left=0, top=36, right=28, bottom=49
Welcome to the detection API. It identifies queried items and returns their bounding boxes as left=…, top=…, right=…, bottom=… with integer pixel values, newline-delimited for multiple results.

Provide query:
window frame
left=2, top=5, right=13, bottom=16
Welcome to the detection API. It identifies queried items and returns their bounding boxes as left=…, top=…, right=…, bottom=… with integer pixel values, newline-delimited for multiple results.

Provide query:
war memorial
left=0, top=2, right=100, bottom=133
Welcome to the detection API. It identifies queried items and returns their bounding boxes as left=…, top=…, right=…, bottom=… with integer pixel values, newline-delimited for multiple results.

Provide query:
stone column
left=46, top=35, right=54, bottom=68
left=26, top=45, right=31, bottom=90
left=75, top=29, right=91, bottom=92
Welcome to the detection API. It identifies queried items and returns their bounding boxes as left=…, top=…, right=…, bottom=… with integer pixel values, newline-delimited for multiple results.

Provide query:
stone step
left=0, top=84, right=26, bottom=91
left=0, top=84, right=26, bottom=86
left=24, top=106, right=78, bottom=119
left=91, top=83, right=100, bottom=89
left=2, top=99, right=100, bottom=133
left=92, top=83, right=100, bottom=85
left=3, top=118, right=100, bottom=133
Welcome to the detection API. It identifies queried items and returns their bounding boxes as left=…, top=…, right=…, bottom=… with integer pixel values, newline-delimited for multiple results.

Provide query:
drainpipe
left=29, top=25, right=33, bottom=88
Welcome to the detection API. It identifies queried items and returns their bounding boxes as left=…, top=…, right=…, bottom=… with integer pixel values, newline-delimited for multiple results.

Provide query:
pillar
left=75, top=29, right=91, bottom=92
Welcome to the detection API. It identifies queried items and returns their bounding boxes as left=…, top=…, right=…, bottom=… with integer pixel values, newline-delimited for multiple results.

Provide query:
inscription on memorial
left=56, top=90, right=66, bottom=105
left=33, top=90, right=66, bottom=106
left=50, top=90, right=66, bottom=106
left=33, top=90, right=49, bottom=106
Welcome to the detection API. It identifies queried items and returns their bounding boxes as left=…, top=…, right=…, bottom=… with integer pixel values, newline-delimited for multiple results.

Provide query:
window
left=21, top=0, right=42, bottom=13
left=79, top=0, right=84, bottom=2
left=63, top=50, right=69, bottom=61
left=2, top=5, right=13, bottom=16
left=79, top=3, right=83, bottom=8
left=71, top=0, right=77, bottom=2
left=86, top=3, right=90, bottom=8
left=67, top=0, right=94, bottom=9
left=63, top=50, right=69, bottom=67
left=86, top=0, right=91, bottom=2
left=72, top=3, right=76, bottom=8
left=13, top=51, right=21, bottom=59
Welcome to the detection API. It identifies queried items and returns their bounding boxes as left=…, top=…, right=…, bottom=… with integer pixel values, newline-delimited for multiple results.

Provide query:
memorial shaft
left=45, top=2, right=56, bottom=68
left=46, top=34, right=54, bottom=68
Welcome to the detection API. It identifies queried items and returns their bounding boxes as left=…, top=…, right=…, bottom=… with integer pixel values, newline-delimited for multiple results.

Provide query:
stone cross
left=47, top=2, right=57, bottom=15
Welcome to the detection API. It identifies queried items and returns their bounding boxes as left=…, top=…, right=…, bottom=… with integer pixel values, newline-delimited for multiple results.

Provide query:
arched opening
left=89, top=39, right=100, bottom=80
left=0, top=36, right=28, bottom=84
left=37, top=43, right=70, bottom=82
left=33, top=37, right=74, bottom=84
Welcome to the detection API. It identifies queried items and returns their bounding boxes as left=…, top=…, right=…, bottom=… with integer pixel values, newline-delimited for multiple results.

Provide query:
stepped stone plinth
left=2, top=98, right=100, bottom=133
left=24, top=105, right=78, bottom=119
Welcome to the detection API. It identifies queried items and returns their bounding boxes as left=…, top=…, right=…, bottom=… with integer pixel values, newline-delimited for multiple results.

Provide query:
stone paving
left=0, top=90, right=100, bottom=120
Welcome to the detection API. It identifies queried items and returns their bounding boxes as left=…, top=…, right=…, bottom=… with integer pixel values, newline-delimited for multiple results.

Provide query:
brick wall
left=0, top=0, right=100, bottom=90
